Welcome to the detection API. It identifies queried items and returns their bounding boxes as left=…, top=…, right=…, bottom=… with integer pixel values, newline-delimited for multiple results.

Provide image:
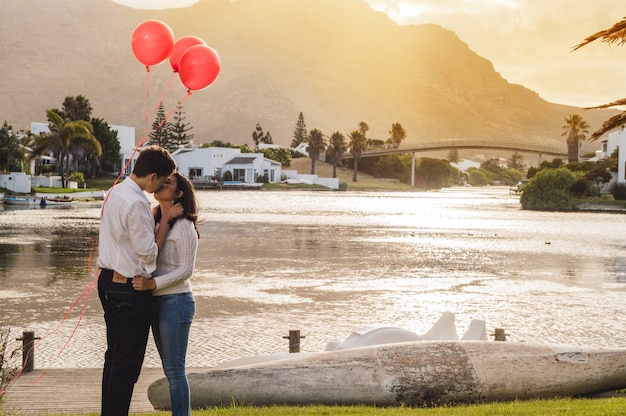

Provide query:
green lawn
left=41, top=398, right=626, bottom=416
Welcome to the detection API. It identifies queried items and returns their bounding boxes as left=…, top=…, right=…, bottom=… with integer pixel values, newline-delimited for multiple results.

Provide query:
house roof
left=225, top=156, right=257, bottom=165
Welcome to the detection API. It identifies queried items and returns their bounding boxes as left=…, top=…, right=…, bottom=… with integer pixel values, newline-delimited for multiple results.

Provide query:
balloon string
left=101, top=85, right=193, bottom=216
left=143, top=65, right=151, bottom=134
left=1, top=254, right=99, bottom=392
left=101, top=65, right=153, bottom=214
left=153, top=72, right=176, bottom=114
left=150, top=90, right=193, bottom=137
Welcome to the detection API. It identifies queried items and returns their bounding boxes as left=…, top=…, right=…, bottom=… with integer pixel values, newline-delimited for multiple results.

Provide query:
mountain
left=0, top=0, right=616, bottom=154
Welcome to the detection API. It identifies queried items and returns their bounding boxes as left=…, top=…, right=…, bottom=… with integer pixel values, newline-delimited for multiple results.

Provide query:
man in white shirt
left=96, top=145, right=178, bottom=416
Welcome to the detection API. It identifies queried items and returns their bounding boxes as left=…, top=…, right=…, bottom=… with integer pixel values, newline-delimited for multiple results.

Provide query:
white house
left=293, top=142, right=326, bottom=162
left=30, top=122, right=137, bottom=176
left=0, top=172, right=31, bottom=193
left=111, top=124, right=138, bottom=175
left=171, top=146, right=283, bottom=184
left=593, top=130, right=626, bottom=185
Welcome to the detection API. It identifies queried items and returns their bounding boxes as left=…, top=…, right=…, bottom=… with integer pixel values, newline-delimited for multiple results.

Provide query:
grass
left=22, top=176, right=118, bottom=196
left=27, top=398, right=626, bottom=416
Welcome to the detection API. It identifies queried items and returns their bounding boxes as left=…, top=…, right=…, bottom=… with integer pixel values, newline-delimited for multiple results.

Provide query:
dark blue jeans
left=152, top=293, right=195, bottom=416
left=98, top=269, right=152, bottom=416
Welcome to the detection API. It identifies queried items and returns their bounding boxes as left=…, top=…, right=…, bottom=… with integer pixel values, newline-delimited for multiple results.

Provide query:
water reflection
left=1, top=187, right=625, bottom=369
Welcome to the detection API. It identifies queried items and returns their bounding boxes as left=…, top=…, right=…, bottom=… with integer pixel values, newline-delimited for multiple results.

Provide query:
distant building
left=111, top=124, right=138, bottom=175
left=172, top=146, right=282, bottom=184
left=592, top=130, right=626, bottom=185
left=29, top=122, right=137, bottom=176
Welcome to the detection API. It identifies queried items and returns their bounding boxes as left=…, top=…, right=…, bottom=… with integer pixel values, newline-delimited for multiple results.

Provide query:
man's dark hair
left=133, top=145, right=176, bottom=178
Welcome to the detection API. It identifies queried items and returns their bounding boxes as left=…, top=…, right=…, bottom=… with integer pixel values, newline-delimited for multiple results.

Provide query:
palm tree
left=387, top=122, right=407, bottom=149
left=573, top=18, right=626, bottom=140
left=0, top=122, right=25, bottom=173
left=60, top=95, right=93, bottom=121
left=348, top=130, right=367, bottom=182
left=358, top=121, right=369, bottom=137
left=306, top=128, right=324, bottom=174
left=33, top=109, right=102, bottom=187
left=561, top=113, right=589, bottom=162
left=327, top=131, right=347, bottom=178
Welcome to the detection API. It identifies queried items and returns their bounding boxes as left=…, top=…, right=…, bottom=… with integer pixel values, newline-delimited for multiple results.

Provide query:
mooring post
left=283, top=330, right=305, bottom=353
left=16, top=331, right=39, bottom=372
left=492, top=327, right=508, bottom=341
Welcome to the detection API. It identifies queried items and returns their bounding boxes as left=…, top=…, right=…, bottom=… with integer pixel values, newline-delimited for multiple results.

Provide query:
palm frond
left=573, top=17, right=626, bottom=50
left=589, top=111, right=626, bottom=141
left=584, top=97, right=626, bottom=110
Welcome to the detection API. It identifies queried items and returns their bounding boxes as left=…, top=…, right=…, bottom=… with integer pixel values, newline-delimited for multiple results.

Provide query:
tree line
left=0, top=94, right=195, bottom=186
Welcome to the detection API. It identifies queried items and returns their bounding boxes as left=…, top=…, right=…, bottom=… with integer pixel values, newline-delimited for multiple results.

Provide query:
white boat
left=148, top=341, right=626, bottom=409
left=3, top=196, right=41, bottom=205
left=3, top=196, right=77, bottom=207
left=39, top=196, right=78, bottom=207
left=147, top=312, right=626, bottom=409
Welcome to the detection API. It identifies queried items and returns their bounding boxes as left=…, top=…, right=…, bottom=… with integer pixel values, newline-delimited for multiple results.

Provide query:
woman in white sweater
left=138, top=172, right=199, bottom=416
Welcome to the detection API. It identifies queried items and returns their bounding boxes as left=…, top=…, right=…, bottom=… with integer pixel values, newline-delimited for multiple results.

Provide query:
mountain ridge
left=0, top=0, right=615, bottom=154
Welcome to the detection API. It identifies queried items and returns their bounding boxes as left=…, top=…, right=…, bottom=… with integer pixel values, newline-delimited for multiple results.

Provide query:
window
left=124, top=159, right=132, bottom=175
left=189, top=168, right=202, bottom=178
left=233, top=169, right=246, bottom=181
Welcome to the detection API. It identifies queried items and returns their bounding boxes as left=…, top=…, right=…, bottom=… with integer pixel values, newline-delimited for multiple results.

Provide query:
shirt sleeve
left=152, top=219, right=198, bottom=289
left=126, top=199, right=159, bottom=275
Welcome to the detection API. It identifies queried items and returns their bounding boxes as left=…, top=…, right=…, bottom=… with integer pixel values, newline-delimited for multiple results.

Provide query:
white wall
left=619, top=134, right=626, bottom=185
left=174, top=147, right=241, bottom=179
left=0, top=172, right=31, bottom=193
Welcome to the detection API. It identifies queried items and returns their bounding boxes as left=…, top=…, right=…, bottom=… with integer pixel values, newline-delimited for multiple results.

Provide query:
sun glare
left=366, top=1, right=427, bottom=22
left=110, top=0, right=198, bottom=9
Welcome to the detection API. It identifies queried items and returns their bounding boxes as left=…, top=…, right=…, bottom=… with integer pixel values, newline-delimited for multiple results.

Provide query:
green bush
left=223, top=170, right=233, bottom=181
left=338, top=182, right=348, bottom=190
left=570, top=178, right=592, bottom=198
left=610, top=182, right=626, bottom=200
left=69, top=171, right=85, bottom=185
left=500, top=168, right=523, bottom=186
left=520, top=167, right=577, bottom=210
left=468, top=169, right=490, bottom=186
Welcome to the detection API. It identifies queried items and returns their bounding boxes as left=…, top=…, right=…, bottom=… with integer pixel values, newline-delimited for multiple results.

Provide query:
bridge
left=341, top=138, right=568, bottom=187
left=343, top=138, right=567, bottom=159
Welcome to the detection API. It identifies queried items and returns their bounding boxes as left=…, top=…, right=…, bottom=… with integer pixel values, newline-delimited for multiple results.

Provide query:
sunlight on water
left=2, top=187, right=626, bottom=368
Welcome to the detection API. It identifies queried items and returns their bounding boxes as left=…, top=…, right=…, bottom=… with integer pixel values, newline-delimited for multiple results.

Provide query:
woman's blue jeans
left=152, top=293, right=195, bottom=416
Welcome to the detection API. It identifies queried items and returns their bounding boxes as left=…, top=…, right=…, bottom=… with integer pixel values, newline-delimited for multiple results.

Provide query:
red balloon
left=131, top=20, right=175, bottom=67
left=170, top=36, right=206, bottom=72
left=178, top=45, right=221, bottom=91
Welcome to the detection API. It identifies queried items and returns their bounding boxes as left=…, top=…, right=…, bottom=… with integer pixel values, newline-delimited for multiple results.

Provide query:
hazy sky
left=113, top=0, right=626, bottom=108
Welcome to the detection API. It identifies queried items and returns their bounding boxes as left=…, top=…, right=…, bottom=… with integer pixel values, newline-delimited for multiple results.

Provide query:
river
left=1, top=186, right=625, bottom=368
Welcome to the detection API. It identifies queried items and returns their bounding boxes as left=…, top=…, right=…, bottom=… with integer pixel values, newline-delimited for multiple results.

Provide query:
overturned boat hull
left=148, top=340, right=626, bottom=409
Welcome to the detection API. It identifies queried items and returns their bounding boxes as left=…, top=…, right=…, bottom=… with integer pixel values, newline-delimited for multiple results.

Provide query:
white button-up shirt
left=96, top=177, right=158, bottom=278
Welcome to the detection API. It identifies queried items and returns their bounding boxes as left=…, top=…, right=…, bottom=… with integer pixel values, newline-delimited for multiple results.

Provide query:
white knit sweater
left=152, top=218, right=198, bottom=296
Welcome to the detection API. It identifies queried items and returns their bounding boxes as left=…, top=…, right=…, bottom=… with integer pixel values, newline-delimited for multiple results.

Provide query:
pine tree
left=261, top=131, right=273, bottom=145
left=149, top=102, right=174, bottom=151
left=171, top=104, right=194, bottom=151
left=252, top=123, right=264, bottom=149
left=291, top=112, right=306, bottom=148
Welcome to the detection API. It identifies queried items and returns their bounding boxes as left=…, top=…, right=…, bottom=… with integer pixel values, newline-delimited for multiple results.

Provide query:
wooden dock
left=2, top=367, right=203, bottom=415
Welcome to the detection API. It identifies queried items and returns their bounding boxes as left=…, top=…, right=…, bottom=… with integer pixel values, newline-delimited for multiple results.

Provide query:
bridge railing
left=342, top=138, right=567, bottom=158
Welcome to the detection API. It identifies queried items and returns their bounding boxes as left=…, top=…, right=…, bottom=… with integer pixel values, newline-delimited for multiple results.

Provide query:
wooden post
left=492, top=328, right=508, bottom=341
left=283, top=330, right=305, bottom=353
left=16, top=331, right=37, bottom=372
